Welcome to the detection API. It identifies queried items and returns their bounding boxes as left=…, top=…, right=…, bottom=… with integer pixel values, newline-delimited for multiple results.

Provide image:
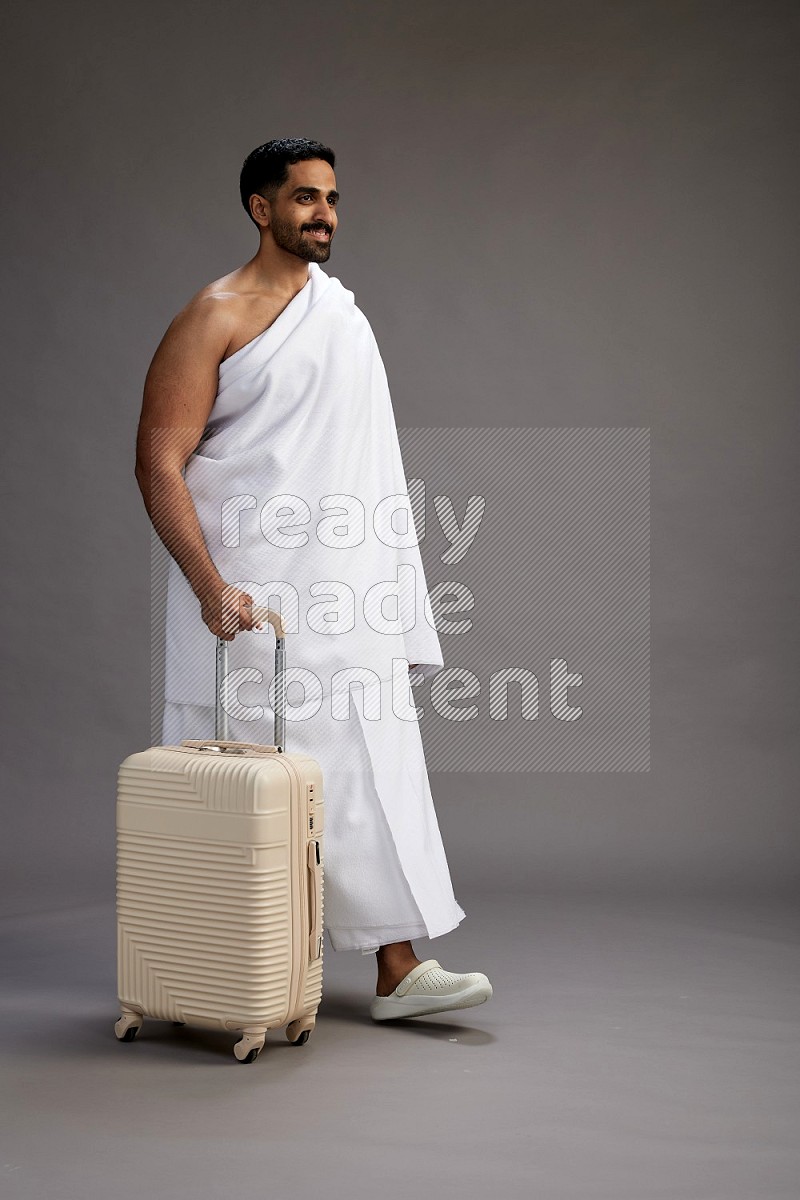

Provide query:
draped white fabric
left=164, top=260, right=445, bottom=710
left=161, top=262, right=465, bottom=950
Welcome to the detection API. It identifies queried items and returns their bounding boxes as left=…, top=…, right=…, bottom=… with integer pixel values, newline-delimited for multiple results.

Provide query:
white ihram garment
left=162, top=261, right=465, bottom=953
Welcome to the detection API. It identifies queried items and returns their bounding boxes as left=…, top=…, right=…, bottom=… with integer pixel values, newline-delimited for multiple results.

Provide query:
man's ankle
left=375, top=943, right=423, bottom=994
left=376, top=939, right=416, bottom=960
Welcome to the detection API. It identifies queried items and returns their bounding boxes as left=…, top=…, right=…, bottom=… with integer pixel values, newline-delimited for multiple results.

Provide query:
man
left=134, top=137, right=492, bottom=1020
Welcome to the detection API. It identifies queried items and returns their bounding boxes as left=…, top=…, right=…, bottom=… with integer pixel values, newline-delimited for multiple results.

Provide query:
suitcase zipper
left=281, top=754, right=311, bottom=1023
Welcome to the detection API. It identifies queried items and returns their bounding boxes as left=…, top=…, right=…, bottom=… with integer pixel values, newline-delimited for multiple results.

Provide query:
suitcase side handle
left=179, top=740, right=282, bottom=756
left=307, top=839, right=323, bottom=962
left=215, top=605, right=287, bottom=750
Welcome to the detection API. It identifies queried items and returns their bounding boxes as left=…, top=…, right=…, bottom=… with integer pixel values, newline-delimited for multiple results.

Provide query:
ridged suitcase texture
left=115, top=740, right=324, bottom=1063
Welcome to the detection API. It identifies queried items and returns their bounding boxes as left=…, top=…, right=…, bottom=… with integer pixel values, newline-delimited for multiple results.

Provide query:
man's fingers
left=204, top=585, right=264, bottom=637
left=239, top=596, right=254, bottom=630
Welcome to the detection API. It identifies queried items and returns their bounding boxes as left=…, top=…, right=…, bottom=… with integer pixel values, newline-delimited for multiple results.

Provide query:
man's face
left=264, top=159, right=339, bottom=263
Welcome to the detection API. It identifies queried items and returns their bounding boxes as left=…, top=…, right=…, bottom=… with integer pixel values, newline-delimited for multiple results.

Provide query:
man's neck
left=242, top=241, right=312, bottom=297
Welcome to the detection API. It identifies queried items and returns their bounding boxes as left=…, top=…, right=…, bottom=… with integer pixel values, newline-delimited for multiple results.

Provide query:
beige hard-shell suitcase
left=114, top=607, right=324, bottom=1064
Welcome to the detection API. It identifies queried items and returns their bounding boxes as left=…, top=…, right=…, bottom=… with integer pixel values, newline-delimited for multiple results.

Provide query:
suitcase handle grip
left=215, top=605, right=287, bottom=749
left=248, top=605, right=287, bottom=639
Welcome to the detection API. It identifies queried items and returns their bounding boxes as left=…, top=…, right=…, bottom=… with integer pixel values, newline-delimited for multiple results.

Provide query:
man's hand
left=200, top=582, right=263, bottom=641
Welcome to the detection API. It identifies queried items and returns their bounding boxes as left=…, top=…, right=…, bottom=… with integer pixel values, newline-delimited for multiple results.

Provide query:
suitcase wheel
left=286, top=1017, right=315, bottom=1044
left=114, top=1011, right=143, bottom=1042
left=233, top=1032, right=266, bottom=1063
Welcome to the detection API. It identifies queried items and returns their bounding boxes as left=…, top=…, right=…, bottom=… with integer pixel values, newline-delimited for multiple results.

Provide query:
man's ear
left=249, top=193, right=270, bottom=228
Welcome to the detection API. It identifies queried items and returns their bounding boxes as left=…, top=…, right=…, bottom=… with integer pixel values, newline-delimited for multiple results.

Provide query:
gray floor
left=2, top=892, right=799, bottom=1199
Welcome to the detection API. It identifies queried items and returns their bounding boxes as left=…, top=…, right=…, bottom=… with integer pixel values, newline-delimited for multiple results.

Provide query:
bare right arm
left=134, top=296, right=260, bottom=640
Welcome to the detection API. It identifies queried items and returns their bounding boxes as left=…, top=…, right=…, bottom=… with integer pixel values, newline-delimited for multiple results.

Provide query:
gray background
left=1, top=3, right=798, bottom=1196
left=3, top=0, right=796, bottom=913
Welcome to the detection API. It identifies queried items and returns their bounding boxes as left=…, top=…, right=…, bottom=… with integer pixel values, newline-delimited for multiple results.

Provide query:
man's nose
left=312, top=205, right=335, bottom=228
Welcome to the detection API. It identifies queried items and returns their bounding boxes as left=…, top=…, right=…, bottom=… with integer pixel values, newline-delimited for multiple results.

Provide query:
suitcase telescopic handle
left=215, top=605, right=288, bottom=749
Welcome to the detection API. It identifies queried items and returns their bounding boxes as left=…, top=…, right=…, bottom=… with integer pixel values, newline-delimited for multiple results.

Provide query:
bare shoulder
left=167, top=279, right=245, bottom=348
left=144, top=286, right=244, bottom=386
left=194, top=267, right=250, bottom=309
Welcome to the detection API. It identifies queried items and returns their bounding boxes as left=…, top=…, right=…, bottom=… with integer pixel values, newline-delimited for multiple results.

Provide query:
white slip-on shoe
left=370, top=958, right=493, bottom=1021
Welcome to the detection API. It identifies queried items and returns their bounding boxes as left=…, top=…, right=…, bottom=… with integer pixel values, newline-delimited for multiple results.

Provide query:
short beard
left=269, top=213, right=331, bottom=262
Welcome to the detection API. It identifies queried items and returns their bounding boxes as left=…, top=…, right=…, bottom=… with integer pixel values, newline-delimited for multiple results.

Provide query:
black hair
left=239, top=138, right=336, bottom=227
